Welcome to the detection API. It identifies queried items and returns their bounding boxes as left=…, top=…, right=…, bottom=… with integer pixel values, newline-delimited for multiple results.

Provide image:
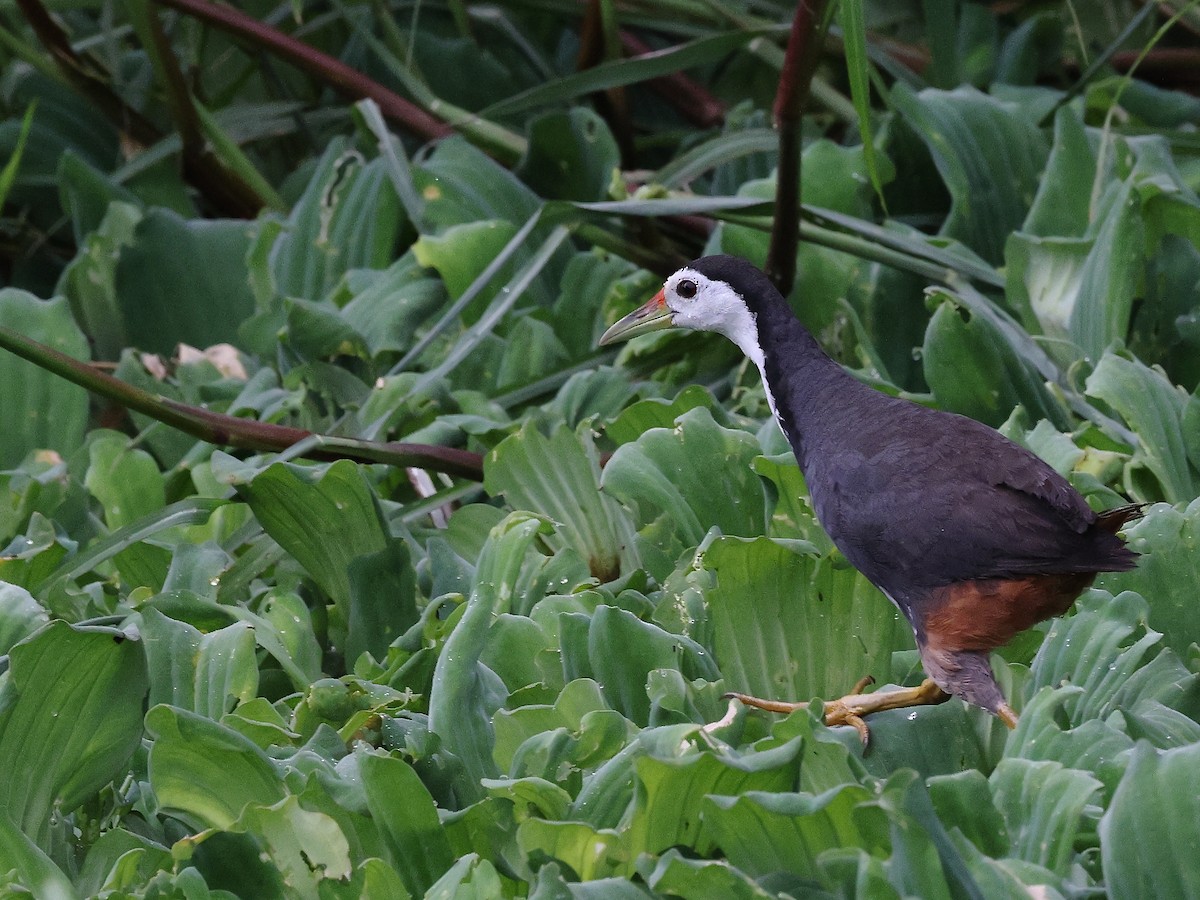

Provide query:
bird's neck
left=735, top=304, right=864, bottom=470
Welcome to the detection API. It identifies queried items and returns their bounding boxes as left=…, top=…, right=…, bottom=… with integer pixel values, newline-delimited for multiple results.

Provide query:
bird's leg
left=725, top=678, right=951, bottom=747
left=919, top=646, right=1020, bottom=730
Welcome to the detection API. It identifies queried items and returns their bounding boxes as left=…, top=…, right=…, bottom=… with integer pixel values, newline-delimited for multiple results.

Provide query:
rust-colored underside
left=922, top=572, right=1097, bottom=652
left=920, top=504, right=1145, bottom=654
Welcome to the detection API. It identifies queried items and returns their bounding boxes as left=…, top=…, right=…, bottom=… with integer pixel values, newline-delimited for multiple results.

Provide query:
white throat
left=715, top=304, right=781, bottom=425
left=665, top=267, right=782, bottom=425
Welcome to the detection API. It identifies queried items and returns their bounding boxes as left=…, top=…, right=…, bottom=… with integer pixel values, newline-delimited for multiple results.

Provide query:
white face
left=662, top=268, right=765, bottom=368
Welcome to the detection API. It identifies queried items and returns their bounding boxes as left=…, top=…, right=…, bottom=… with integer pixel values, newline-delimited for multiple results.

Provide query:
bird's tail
left=1096, top=503, right=1148, bottom=534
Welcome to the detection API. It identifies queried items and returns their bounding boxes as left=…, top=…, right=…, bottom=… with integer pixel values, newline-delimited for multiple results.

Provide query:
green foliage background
left=1, top=0, right=1200, bottom=897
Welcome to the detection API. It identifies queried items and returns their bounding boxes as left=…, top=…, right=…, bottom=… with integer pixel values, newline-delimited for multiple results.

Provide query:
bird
left=599, top=254, right=1142, bottom=740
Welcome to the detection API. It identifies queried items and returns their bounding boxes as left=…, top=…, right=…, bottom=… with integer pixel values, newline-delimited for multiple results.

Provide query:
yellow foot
left=725, top=678, right=951, bottom=748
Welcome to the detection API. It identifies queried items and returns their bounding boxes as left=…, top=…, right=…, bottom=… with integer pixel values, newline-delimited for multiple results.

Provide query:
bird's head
left=599, top=256, right=769, bottom=360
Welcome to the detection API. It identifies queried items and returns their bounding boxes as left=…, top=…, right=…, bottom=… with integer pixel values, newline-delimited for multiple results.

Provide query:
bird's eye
left=676, top=279, right=697, bottom=299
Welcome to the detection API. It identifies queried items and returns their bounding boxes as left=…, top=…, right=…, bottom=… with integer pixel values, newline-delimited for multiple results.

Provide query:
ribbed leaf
left=1101, top=500, right=1200, bottom=657
left=923, top=291, right=1069, bottom=428
left=602, top=407, right=766, bottom=546
left=1086, top=354, right=1199, bottom=503
left=145, top=704, right=286, bottom=831
left=892, top=85, right=1048, bottom=263
left=428, top=513, right=552, bottom=802
left=627, top=737, right=802, bottom=858
left=239, top=460, right=390, bottom=613
left=0, top=622, right=147, bottom=848
left=1100, top=741, right=1200, bottom=899
left=486, top=422, right=636, bottom=582
left=358, top=750, right=455, bottom=897
left=0, top=291, right=88, bottom=468
left=0, top=583, right=47, bottom=656
left=1027, top=591, right=1166, bottom=725
left=698, top=536, right=910, bottom=703
left=139, top=609, right=258, bottom=718
left=265, top=141, right=404, bottom=301
left=989, top=758, right=1101, bottom=875
left=0, top=810, right=76, bottom=899
left=703, top=785, right=888, bottom=879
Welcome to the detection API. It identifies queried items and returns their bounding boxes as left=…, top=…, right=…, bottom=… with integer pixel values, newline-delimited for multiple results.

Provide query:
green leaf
left=265, top=141, right=405, bottom=301
left=601, top=408, right=767, bottom=573
left=923, top=290, right=1068, bottom=428
left=698, top=536, right=910, bottom=703
left=482, top=28, right=779, bottom=119
left=644, top=848, right=774, bottom=900
left=338, top=256, right=446, bottom=358
left=424, top=853, right=506, bottom=898
left=230, top=796, right=352, bottom=897
left=428, top=513, right=552, bottom=802
left=0, top=102, right=35, bottom=212
left=412, top=220, right=521, bottom=323
left=1101, top=501, right=1200, bottom=657
left=0, top=810, right=76, bottom=899
left=346, top=539, right=419, bottom=664
left=358, top=750, right=455, bottom=897
left=0, top=583, right=47, bottom=656
left=892, top=85, right=1048, bottom=263
left=56, top=201, right=139, bottom=360
left=1052, top=180, right=1144, bottom=359
left=655, top=128, right=778, bottom=191
left=869, top=768, right=983, bottom=899
left=517, top=109, right=620, bottom=202
left=0, top=514, right=73, bottom=594
left=703, top=784, right=889, bottom=879
left=1022, top=108, right=1095, bottom=238
left=603, top=386, right=714, bottom=446
left=40, top=498, right=224, bottom=598
left=1085, top=353, right=1198, bottom=502
left=486, top=423, right=636, bottom=582
left=0, top=291, right=89, bottom=468
left=517, top=820, right=628, bottom=881
left=927, top=770, right=1009, bottom=858
left=0, top=622, right=147, bottom=848
left=84, top=430, right=166, bottom=530
left=414, top=138, right=543, bottom=232
left=139, top=609, right=259, bottom=718
left=838, top=0, right=887, bottom=207
left=579, top=605, right=715, bottom=724
left=145, top=704, right=286, bottom=831
left=628, top=736, right=802, bottom=858
left=114, top=209, right=256, bottom=354
left=989, top=758, right=1101, bottom=875
left=239, top=460, right=390, bottom=615
left=1100, top=741, right=1200, bottom=899
left=1027, top=590, right=1168, bottom=725
left=854, top=698, right=998, bottom=782
left=1006, top=686, right=1135, bottom=795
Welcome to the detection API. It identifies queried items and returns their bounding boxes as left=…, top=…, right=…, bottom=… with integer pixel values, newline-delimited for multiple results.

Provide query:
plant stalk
left=0, top=326, right=484, bottom=479
left=765, top=0, right=831, bottom=296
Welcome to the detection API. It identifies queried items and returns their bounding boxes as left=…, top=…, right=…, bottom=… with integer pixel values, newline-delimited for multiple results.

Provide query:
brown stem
left=137, top=4, right=264, bottom=217
left=578, top=0, right=636, bottom=165
left=15, top=0, right=160, bottom=148
left=765, top=0, right=830, bottom=296
left=619, top=31, right=726, bottom=128
left=154, top=0, right=454, bottom=142
left=0, top=325, right=484, bottom=480
left=16, top=0, right=265, bottom=217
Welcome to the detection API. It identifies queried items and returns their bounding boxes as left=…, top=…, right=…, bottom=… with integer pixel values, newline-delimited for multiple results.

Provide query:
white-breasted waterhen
left=600, top=254, right=1142, bottom=740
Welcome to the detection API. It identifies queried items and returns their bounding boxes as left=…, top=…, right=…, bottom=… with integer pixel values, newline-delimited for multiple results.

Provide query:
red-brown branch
left=765, top=0, right=830, bottom=296
left=155, top=0, right=454, bottom=141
